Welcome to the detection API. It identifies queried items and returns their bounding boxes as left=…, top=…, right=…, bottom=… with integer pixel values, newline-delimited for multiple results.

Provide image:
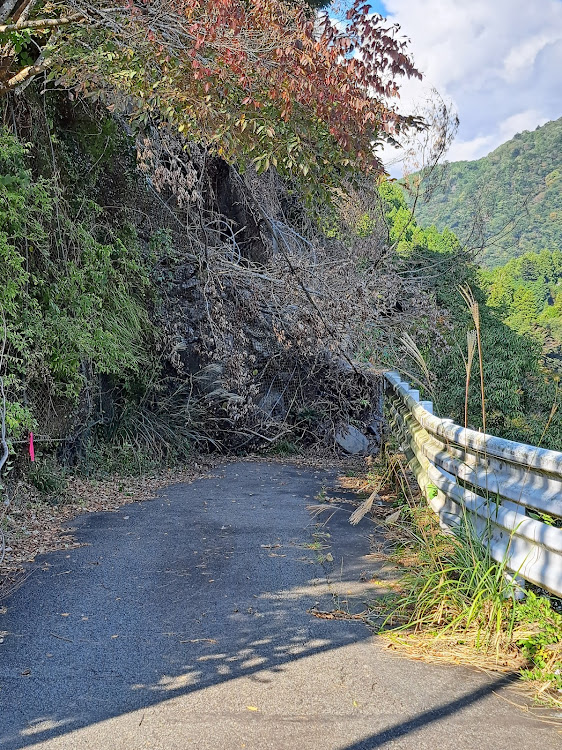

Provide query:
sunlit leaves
left=44, top=0, right=422, bottom=196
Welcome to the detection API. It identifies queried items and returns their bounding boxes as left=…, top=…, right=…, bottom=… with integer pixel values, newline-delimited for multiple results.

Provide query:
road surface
left=0, top=462, right=559, bottom=749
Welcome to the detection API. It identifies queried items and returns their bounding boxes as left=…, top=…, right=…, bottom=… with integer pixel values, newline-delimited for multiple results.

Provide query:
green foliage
left=385, top=512, right=517, bottom=646
left=0, top=125, right=153, bottom=436
left=411, top=117, right=562, bottom=268
left=380, top=181, right=463, bottom=256
left=516, top=592, right=562, bottom=693
left=481, top=248, right=562, bottom=372
left=355, top=212, right=377, bottom=238
left=427, top=270, right=554, bottom=444
left=80, top=441, right=163, bottom=478
left=379, top=181, right=562, bottom=450
left=268, top=439, right=300, bottom=455
left=104, top=378, right=211, bottom=463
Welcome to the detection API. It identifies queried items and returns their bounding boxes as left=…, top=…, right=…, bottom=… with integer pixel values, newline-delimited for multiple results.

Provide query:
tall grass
left=459, top=284, right=486, bottom=433
left=384, top=502, right=518, bottom=658
left=378, top=461, right=562, bottom=703
left=463, top=330, right=477, bottom=429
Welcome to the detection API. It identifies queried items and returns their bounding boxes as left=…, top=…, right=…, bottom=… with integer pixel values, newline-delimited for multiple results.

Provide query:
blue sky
left=360, top=0, right=562, bottom=169
left=365, top=1, right=387, bottom=13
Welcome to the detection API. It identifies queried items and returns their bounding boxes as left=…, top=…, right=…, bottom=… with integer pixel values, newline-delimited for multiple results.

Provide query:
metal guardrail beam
left=385, top=371, right=562, bottom=475
left=384, top=370, right=562, bottom=598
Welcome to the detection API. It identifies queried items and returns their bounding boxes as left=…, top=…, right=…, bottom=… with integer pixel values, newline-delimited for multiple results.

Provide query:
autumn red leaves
left=4, top=0, right=422, bottom=193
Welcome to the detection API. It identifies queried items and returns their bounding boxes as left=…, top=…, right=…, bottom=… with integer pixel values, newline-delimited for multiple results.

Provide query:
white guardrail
left=384, top=370, right=562, bottom=598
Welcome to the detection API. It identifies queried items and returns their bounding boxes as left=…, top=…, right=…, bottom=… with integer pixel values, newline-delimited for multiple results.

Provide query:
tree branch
left=0, top=55, right=51, bottom=92
left=0, top=12, right=84, bottom=33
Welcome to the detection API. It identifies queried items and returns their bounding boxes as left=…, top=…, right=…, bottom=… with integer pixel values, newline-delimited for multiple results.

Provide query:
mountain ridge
left=412, top=116, right=562, bottom=268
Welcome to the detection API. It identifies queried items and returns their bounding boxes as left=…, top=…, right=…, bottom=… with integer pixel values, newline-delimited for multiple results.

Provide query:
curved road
left=0, top=462, right=559, bottom=749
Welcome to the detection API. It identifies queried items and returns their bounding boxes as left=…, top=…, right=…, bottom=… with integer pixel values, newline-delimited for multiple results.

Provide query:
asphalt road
left=0, top=461, right=559, bottom=749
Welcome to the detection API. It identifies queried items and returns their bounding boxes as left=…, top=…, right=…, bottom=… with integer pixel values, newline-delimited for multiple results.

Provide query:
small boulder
left=335, top=424, right=369, bottom=454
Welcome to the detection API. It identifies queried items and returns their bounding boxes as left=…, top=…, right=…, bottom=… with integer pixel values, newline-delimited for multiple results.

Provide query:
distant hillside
left=480, top=249, right=562, bottom=373
left=412, top=117, right=562, bottom=268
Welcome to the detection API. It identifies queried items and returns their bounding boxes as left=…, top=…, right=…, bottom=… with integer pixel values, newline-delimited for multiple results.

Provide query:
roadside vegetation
left=377, top=183, right=562, bottom=450
left=363, top=280, right=562, bottom=707
left=340, top=452, right=562, bottom=708
left=384, top=487, right=562, bottom=706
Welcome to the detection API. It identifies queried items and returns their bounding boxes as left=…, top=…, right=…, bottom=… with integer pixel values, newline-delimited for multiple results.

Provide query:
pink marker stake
left=29, top=432, right=35, bottom=462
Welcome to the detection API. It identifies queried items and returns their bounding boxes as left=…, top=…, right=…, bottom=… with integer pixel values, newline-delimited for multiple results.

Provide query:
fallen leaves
left=0, top=459, right=219, bottom=592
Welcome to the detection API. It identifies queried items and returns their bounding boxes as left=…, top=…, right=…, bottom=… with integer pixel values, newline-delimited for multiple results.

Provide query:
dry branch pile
left=131, top=130, right=433, bottom=452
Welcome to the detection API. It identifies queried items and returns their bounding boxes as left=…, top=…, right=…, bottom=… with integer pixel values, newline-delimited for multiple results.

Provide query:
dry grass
left=337, top=456, right=562, bottom=709
left=383, top=630, right=525, bottom=672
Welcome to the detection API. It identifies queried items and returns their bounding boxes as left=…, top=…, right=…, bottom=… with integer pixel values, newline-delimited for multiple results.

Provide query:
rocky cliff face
left=7, top=90, right=427, bottom=464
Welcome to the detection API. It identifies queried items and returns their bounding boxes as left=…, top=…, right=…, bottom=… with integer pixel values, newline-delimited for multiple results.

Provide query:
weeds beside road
left=346, top=452, right=562, bottom=708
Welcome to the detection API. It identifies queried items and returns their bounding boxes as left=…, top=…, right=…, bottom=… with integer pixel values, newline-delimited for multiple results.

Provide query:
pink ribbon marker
left=29, top=432, right=35, bottom=462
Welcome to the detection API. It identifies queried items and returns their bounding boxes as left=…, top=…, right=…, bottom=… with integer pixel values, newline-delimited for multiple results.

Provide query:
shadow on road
left=0, top=462, right=536, bottom=750
left=0, top=463, right=375, bottom=748
left=336, top=673, right=518, bottom=749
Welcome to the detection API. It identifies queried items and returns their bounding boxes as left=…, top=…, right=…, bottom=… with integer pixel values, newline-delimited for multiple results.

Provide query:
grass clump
left=27, top=457, right=69, bottom=503
left=268, top=440, right=300, bottom=456
left=380, top=496, right=562, bottom=705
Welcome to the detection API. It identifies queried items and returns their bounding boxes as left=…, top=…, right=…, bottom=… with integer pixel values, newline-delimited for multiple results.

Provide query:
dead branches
left=0, top=13, right=84, bottom=33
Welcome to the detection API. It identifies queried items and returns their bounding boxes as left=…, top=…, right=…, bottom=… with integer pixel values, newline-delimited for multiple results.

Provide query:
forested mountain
left=480, top=249, right=562, bottom=372
left=380, top=183, right=561, bottom=450
left=412, top=117, right=562, bottom=268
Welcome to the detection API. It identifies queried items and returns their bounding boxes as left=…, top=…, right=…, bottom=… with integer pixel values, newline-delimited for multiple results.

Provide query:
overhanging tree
left=0, top=0, right=421, bottom=192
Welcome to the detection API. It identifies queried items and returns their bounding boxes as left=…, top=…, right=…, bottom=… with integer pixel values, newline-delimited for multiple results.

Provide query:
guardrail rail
left=384, top=370, right=562, bottom=598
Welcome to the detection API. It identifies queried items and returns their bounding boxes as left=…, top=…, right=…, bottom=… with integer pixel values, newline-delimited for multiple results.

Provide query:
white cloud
left=501, top=32, right=559, bottom=82
left=497, top=109, right=550, bottom=141
left=445, top=109, right=551, bottom=162
left=446, top=135, right=495, bottom=163
left=376, top=0, right=562, bottom=171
